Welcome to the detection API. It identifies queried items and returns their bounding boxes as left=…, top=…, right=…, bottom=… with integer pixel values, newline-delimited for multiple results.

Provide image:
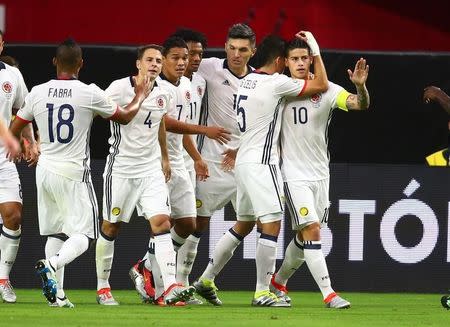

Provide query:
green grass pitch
left=0, top=290, right=449, bottom=326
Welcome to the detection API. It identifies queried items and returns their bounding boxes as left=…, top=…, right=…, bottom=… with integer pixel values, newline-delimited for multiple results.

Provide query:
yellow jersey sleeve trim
left=336, top=90, right=351, bottom=111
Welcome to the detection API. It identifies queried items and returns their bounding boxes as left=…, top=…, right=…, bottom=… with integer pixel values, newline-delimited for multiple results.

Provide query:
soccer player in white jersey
left=269, top=38, right=370, bottom=309
left=194, top=32, right=329, bottom=307
left=9, top=38, right=152, bottom=307
left=0, top=36, right=38, bottom=303
left=130, top=36, right=230, bottom=305
left=95, top=44, right=195, bottom=306
left=166, top=28, right=208, bottom=304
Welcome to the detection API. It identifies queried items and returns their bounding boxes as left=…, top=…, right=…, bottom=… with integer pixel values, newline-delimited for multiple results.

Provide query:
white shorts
left=187, top=168, right=196, bottom=190
left=235, top=163, right=284, bottom=222
left=283, top=178, right=330, bottom=230
left=167, top=168, right=196, bottom=219
left=0, top=169, right=22, bottom=224
left=196, top=161, right=236, bottom=217
left=102, top=172, right=170, bottom=223
left=36, top=165, right=99, bottom=239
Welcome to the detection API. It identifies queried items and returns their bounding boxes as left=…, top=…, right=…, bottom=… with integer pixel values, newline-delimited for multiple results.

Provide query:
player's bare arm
left=165, top=116, right=231, bottom=144
left=158, top=115, right=171, bottom=182
left=19, top=122, right=39, bottom=166
left=346, top=58, right=370, bottom=110
left=0, top=119, right=20, bottom=162
left=295, top=31, right=328, bottom=96
left=110, top=75, right=152, bottom=124
left=183, top=134, right=209, bottom=181
left=423, top=86, right=450, bottom=115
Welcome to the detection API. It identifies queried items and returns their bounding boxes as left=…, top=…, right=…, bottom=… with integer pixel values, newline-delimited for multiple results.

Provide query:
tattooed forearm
left=356, top=85, right=370, bottom=109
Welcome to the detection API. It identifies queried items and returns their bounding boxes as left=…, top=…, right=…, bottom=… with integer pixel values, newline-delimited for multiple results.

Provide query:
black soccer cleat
left=441, top=295, right=450, bottom=309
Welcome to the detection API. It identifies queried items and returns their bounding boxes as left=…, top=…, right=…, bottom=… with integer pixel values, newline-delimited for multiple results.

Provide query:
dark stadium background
left=1, top=0, right=449, bottom=293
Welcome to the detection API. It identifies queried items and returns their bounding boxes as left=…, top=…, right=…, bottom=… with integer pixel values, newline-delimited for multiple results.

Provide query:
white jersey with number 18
left=235, top=72, right=306, bottom=166
left=17, top=79, right=117, bottom=182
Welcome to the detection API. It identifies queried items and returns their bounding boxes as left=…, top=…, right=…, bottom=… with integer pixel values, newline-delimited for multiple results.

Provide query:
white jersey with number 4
left=17, top=79, right=117, bottom=182
left=281, top=81, right=348, bottom=181
left=104, top=77, right=170, bottom=178
left=0, top=62, right=28, bottom=172
left=157, top=75, right=191, bottom=170
left=235, top=72, right=306, bottom=166
left=197, top=58, right=252, bottom=163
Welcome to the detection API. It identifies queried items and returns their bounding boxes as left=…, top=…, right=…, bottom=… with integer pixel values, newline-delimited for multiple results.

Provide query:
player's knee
left=101, top=221, right=120, bottom=238
left=300, top=222, right=321, bottom=241
left=195, top=216, right=210, bottom=232
left=233, top=221, right=255, bottom=237
left=1, top=207, right=22, bottom=230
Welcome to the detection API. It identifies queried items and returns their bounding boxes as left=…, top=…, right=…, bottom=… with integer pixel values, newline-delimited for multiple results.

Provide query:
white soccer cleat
left=270, top=274, right=292, bottom=303
left=325, top=293, right=351, bottom=309
left=48, top=296, right=75, bottom=308
left=96, top=288, right=119, bottom=306
left=184, top=295, right=204, bottom=305
left=164, top=283, right=195, bottom=305
left=0, top=280, right=17, bottom=303
left=192, top=278, right=222, bottom=306
left=129, top=264, right=150, bottom=302
left=252, top=290, right=291, bottom=307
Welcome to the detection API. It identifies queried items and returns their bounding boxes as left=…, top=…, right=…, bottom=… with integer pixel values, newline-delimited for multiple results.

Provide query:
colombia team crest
left=185, top=90, right=191, bottom=102
left=2, top=81, right=12, bottom=93
left=156, top=96, right=165, bottom=109
left=197, top=86, right=203, bottom=97
left=310, top=93, right=322, bottom=108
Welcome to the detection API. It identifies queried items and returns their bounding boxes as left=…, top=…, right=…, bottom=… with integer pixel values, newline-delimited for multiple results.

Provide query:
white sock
left=0, top=226, right=21, bottom=279
left=256, top=234, right=277, bottom=293
left=45, top=236, right=65, bottom=298
left=303, top=240, right=334, bottom=299
left=176, top=233, right=201, bottom=286
left=275, top=235, right=305, bottom=286
left=154, top=232, right=177, bottom=290
left=170, top=227, right=186, bottom=251
left=95, top=232, right=115, bottom=290
left=142, top=239, right=152, bottom=271
left=148, top=238, right=164, bottom=298
left=48, top=233, right=89, bottom=271
left=201, top=228, right=242, bottom=281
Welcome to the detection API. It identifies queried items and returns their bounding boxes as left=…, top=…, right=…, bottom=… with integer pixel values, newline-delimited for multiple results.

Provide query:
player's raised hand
left=205, top=126, right=231, bottom=145
left=295, top=31, right=320, bottom=56
left=348, top=58, right=369, bottom=87
left=194, top=159, right=209, bottom=181
left=423, top=86, right=442, bottom=104
left=221, top=148, right=237, bottom=171
left=133, top=75, right=152, bottom=100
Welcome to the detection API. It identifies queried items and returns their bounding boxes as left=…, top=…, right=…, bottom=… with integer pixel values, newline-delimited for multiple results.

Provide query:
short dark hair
left=0, top=55, right=19, bottom=67
left=0, top=30, right=3, bottom=37
left=55, top=38, right=82, bottom=68
left=285, top=38, right=311, bottom=57
left=255, top=35, right=286, bottom=68
left=227, top=23, right=256, bottom=47
left=171, top=28, right=207, bottom=49
left=162, top=36, right=188, bottom=56
left=137, top=44, right=163, bottom=60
